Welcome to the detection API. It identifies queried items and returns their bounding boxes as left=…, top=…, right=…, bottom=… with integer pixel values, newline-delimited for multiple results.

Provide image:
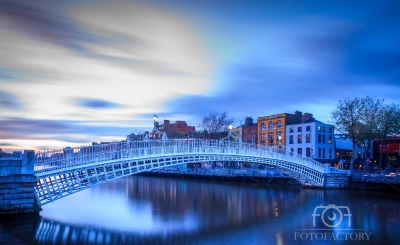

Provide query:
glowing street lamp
left=150, top=114, right=168, bottom=140
left=278, top=135, right=283, bottom=150
left=222, top=124, right=241, bottom=147
left=152, top=114, right=158, bottom=126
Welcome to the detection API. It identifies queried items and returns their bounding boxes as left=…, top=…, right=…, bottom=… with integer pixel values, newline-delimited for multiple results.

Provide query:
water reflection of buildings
left=33, top=176, right=320, bottom=244
left=21, top=176, right=400, bottom=244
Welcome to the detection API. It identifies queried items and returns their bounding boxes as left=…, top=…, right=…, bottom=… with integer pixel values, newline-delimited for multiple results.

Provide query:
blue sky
left=1, top=0, right=399, bottom=151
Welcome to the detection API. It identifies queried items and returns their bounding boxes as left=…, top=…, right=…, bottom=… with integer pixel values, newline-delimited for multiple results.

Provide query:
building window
left=318, top=148, right=321, bottom=158
left=329, top=148, right=332, bottom=158
left=323, top=148, right=326, bottom=158
left=261, top=123, right=266, bottom=131
left=289, top=135, right=294, bottom=144
left=306, top=126, right=311, bottom=131
left=289, top=127, right=294, bottom=133
left=306, top=134, right=311, bottom=143
left=276, top=121, right=282, bottom=128
left=261, top=133, right=266, bottom=142
left=268, top=122, right=274, bottom=129
left=252, top=129, right=256, bottom=134
left=318, top=134, right=321, bottom=143
left=298, top=148, right=302, bottom=155
left=268, top=133, right=274, bottom=144
left=244, top=129, right=248, bottom=134
left=252, top=137, right=256, bottom=144
left=322, top=135, right=325, bottom=144
left=297, top=135, right=302, bottom=143
left=298, top=127, right=302, bottom=132
left=306, top=147, right=311, bottom=157
left=329, top=127, right=333, bottom=133
left=244, top=138, right=248, bottom=143
left=328, top=135, right=332, bottom=144
left=322, top=127, right=326, bottom=132
left=318, top=126, right=321, bottom=131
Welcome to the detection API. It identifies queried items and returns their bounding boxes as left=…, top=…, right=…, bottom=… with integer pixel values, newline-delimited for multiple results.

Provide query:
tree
left=331, top=97, right=366, bottom=171
left=376, top=103, right=400, bottom=166
left=197, top=111, right=235, bottom=139
left=357, top=97, right=383, bottom=160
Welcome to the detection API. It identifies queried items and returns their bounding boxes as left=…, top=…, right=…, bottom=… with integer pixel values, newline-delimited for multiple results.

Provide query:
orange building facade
left=257, top=112, right=302, bottom=147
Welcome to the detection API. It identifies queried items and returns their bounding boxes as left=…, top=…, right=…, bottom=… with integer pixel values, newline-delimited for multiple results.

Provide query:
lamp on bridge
left=222, top=125, right=242, bottom=147
left=152, top=114, right=158, bottom=127
left=150, top=114, right=168, bottom=140
left=277, top=135, right=283, bottom=150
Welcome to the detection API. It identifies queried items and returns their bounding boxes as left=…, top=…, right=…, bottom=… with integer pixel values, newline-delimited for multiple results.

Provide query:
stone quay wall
left=323, top=173, right=350, bottom=188
left=0, top=150, right=37, bottom=215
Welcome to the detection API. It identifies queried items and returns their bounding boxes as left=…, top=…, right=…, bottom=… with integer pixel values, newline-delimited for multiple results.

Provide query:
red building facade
left=156, top=120, right=195, bottom=138
left=241, top=117, right=258, bottom=144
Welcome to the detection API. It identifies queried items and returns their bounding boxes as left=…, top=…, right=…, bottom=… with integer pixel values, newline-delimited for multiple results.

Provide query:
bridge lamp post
left=152, top=114, right=158, bottom=127
left=228, top=125, right=233, bottom=148
left=224, top=124, right=241, bottom=148
left=151, top=114, right=168, bottom=141
left=277, top=135, right=283, bottom=151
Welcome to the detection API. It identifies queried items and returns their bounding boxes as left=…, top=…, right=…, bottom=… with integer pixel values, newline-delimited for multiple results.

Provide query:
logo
left=294, top=204, right=372, bottom=241
left=312, top=204, right=352, bottom=227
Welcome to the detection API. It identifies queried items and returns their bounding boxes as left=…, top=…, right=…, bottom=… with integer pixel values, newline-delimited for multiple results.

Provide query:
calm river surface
left=1, top=175, right=400, bottom=245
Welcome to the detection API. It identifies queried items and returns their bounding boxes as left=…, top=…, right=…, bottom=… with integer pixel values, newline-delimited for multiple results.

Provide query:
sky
left=1, top=0, right=399, bottom=152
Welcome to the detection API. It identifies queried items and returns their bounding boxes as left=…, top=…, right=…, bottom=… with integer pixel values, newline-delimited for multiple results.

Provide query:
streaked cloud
left=0, top=0, right=399, bottom=152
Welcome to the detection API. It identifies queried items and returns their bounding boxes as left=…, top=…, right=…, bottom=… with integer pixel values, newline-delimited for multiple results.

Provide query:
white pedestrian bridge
left=34, top=139, right=349, bottom=205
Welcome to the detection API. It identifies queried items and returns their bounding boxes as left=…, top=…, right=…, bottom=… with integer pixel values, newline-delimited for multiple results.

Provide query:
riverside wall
left=0, top=150, right=38, bottom=215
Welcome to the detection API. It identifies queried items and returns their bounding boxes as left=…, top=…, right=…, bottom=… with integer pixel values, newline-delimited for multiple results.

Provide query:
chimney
left=302, top=113, right=313, bottom=123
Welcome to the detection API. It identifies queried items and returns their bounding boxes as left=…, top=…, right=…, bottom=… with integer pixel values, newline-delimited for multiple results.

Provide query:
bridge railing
left=34, top=139, right=326, bottom=174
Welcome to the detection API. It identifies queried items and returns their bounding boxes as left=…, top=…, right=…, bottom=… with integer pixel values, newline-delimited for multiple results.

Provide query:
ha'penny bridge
left=33, top=139, right=351, bottom=206
left=1, top=139, right=353, bottom=214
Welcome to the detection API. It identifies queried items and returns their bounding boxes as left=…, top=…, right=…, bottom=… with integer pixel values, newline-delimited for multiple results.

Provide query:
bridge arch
left=34, top=139, right=348, bottom=205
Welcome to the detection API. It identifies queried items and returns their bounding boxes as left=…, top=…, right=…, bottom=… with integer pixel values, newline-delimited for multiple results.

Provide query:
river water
left=1, top=175, right=400, bottom=245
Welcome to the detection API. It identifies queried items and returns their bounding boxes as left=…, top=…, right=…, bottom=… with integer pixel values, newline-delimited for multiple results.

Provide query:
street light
left=149, top=114, right=168, bottom=140
left=152, top=114, right=158, bottom=126
left=277, top=135, right=283, bottom=150
left=222, top=124, right=241, bottom=147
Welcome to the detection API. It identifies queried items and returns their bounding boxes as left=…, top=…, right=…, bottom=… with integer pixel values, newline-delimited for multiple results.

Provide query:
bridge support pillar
left=0, top=150, right=39, bottom=215
left=323, top=173, right=350, bottom=188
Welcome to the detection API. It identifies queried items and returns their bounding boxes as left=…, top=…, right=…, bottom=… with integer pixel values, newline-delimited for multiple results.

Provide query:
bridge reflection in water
left=35, top=175, right=322, bottom=245
left=1, top=175, right=400, bottom=245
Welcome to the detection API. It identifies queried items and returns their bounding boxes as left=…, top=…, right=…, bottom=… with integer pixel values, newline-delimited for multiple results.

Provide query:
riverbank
left=139, top=171, right=400, bottom=193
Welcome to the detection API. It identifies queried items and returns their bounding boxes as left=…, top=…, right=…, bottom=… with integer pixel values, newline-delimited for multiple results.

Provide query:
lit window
left=261, top=123, right=266, bottom=130
left=268, top=133, right=274, bottom=143
left=297, top=135, right=302, bottom=143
